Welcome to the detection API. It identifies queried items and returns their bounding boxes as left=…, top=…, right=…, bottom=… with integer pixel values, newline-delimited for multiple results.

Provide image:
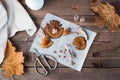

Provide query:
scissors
left=33, top=48, right=58, bottom=76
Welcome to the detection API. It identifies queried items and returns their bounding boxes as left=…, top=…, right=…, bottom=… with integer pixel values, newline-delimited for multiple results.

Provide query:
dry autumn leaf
left=2, top=40, right=24, bottom=77
left=91, top=2, right=120, bottom=32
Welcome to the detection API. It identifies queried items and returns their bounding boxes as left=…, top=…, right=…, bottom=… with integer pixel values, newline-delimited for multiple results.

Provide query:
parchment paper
left=30, top=13, right=97, bottom=71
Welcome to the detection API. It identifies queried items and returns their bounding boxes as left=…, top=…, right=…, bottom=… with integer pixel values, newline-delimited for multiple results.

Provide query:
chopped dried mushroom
left=45, top=20, right=64, bottom=39
left=71, top=60, right=75, bottom=65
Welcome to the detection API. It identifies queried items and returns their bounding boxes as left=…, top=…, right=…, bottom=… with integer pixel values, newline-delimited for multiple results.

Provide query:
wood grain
left=9, top=40, right=120, bottom=68
left=1, top=0, right=120, bottom=79
left=0, top=68, right=120, bottom=80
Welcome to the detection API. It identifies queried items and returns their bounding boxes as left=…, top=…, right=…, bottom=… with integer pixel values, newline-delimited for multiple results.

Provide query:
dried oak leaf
left=2, top=40, right=24, bottom=77
left=91, top=2, right=120, bottom=32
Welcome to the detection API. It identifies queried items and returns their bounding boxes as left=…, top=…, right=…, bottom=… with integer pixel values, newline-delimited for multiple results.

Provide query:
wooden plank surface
left=0, top=68, right=120, bottom=80
left=0, top=0, right=120, bottom=80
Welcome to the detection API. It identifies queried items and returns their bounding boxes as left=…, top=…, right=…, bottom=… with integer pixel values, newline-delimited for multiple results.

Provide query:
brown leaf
left=91, top=2, right=120, bottom=31
left=2, top=40, right=24, bottom=77
left=95, top=17, right=107, bottom=28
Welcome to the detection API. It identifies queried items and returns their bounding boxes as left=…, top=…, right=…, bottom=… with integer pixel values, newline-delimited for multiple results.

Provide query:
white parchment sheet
left=30, top=13, right=97, bottom=71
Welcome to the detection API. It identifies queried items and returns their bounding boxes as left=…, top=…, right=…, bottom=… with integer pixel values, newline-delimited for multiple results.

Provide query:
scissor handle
left=34, top=54, right=58, bottom=76
left=43, top=54, right=58, bottom=70
left=34, top=57, right=48, bottom=76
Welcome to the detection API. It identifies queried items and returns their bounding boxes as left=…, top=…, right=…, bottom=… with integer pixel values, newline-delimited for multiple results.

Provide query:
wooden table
left=1, top=0, right=120, bottom=80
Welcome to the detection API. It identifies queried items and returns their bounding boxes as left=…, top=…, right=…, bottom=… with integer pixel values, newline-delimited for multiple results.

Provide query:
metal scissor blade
left=78, top=26, right=88, bottom=40
left=41, top=54, right=57, bottom=70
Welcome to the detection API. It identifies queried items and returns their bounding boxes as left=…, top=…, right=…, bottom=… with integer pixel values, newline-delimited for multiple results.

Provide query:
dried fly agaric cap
left=72, top=36, right=86, bottom=50
left=45, top=20, right=64, bottom=39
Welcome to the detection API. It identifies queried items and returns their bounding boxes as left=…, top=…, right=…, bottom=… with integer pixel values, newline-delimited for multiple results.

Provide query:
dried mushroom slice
left=50, top=20, right=61, bottom=26
left=63, top=27, right=79, bottom=36
left=41, top=36, right=53, bottom=48
left=45, top=20, right=64, bottom=39
left=63, top=27, right=71, bottom=36
left=72, top=36, right=86, bottom=50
